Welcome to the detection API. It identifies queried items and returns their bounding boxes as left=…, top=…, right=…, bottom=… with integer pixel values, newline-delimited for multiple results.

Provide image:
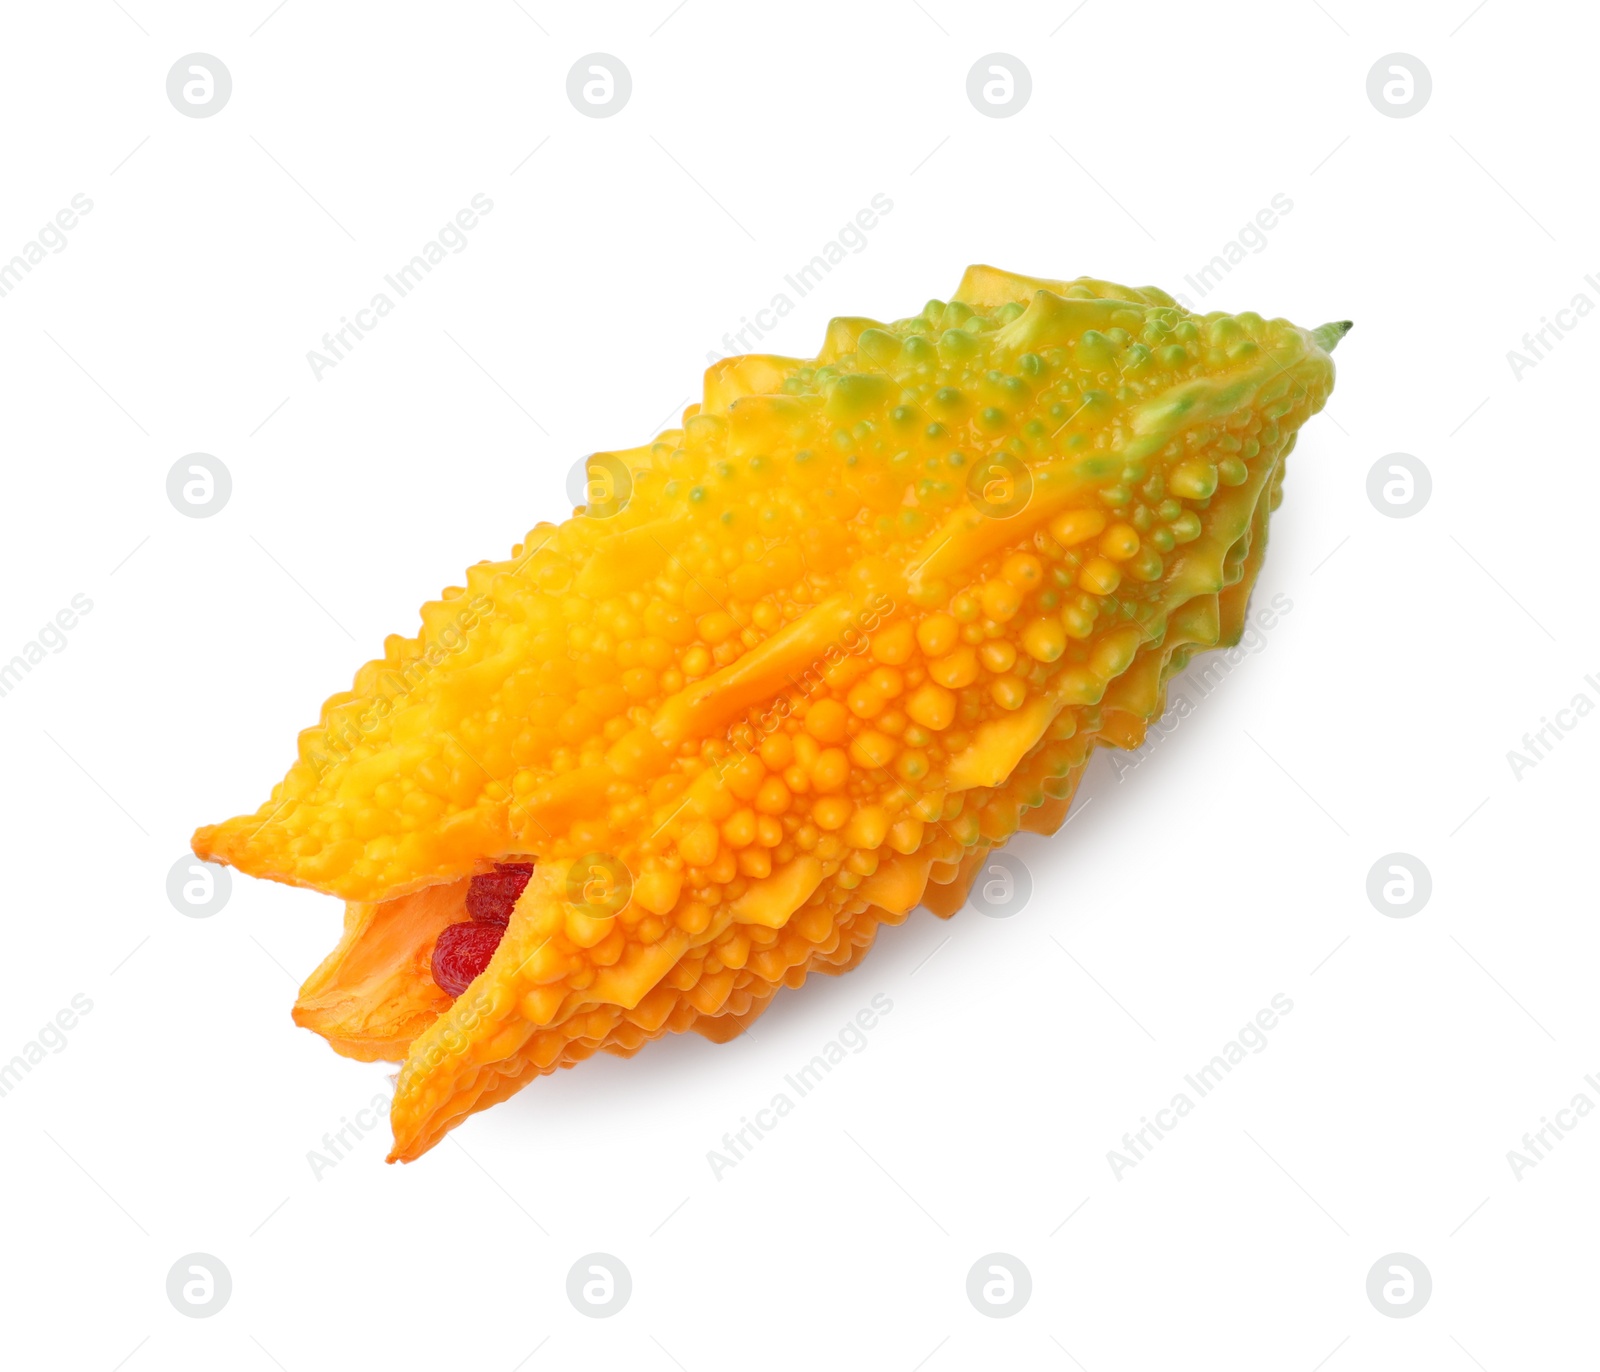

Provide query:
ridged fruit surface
left=193, top=265, right=1346, bottom=1161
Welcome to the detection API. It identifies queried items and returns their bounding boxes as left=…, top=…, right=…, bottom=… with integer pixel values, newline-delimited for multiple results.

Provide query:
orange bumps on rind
left=192, top=265, right=1346, bottom=1160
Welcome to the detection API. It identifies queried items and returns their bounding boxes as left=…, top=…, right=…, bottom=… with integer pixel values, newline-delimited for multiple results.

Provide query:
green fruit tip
left=1311, top=320, right=1353, bottom=352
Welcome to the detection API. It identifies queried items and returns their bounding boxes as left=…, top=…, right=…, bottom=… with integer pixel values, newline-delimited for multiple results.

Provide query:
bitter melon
left=193, top=265, right=1346, bottom=1161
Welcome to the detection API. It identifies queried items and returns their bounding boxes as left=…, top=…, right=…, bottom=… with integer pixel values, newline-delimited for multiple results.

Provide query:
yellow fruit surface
left=193, top=265, right=1346, bottom=1160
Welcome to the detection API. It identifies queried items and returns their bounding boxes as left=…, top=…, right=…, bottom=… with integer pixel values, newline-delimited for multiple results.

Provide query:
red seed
left=430, top=921, right=505, bottom=998
left=466, top=865, right=533, bottom=925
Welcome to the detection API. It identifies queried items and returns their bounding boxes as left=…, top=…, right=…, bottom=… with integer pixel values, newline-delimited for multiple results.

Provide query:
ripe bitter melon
left=193, top=265, right=1346, bottom=1161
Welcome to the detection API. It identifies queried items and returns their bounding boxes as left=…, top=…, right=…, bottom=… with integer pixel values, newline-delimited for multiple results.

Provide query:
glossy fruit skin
left=192, top=265, right=1345, bottom=1161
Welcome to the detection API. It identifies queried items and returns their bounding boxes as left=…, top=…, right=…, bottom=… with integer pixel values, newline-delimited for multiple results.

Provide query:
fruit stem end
left=1311, top=320, right=1353, bottom=352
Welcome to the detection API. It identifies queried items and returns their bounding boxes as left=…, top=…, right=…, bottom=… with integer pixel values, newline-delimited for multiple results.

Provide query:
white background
left=1, top=1, right=1593, bottom=1367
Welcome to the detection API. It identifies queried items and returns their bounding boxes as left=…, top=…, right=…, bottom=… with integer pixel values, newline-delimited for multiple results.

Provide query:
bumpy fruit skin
left=193, top=265, right=1345, bottom=1161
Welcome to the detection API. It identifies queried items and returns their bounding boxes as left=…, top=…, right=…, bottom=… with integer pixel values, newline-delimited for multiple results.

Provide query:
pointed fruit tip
left=1312, top=320, right=1353, bottom=352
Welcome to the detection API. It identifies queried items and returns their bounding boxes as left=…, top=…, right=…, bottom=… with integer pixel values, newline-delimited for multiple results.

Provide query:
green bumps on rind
left=189, top=265, right=1346, bottom=1165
